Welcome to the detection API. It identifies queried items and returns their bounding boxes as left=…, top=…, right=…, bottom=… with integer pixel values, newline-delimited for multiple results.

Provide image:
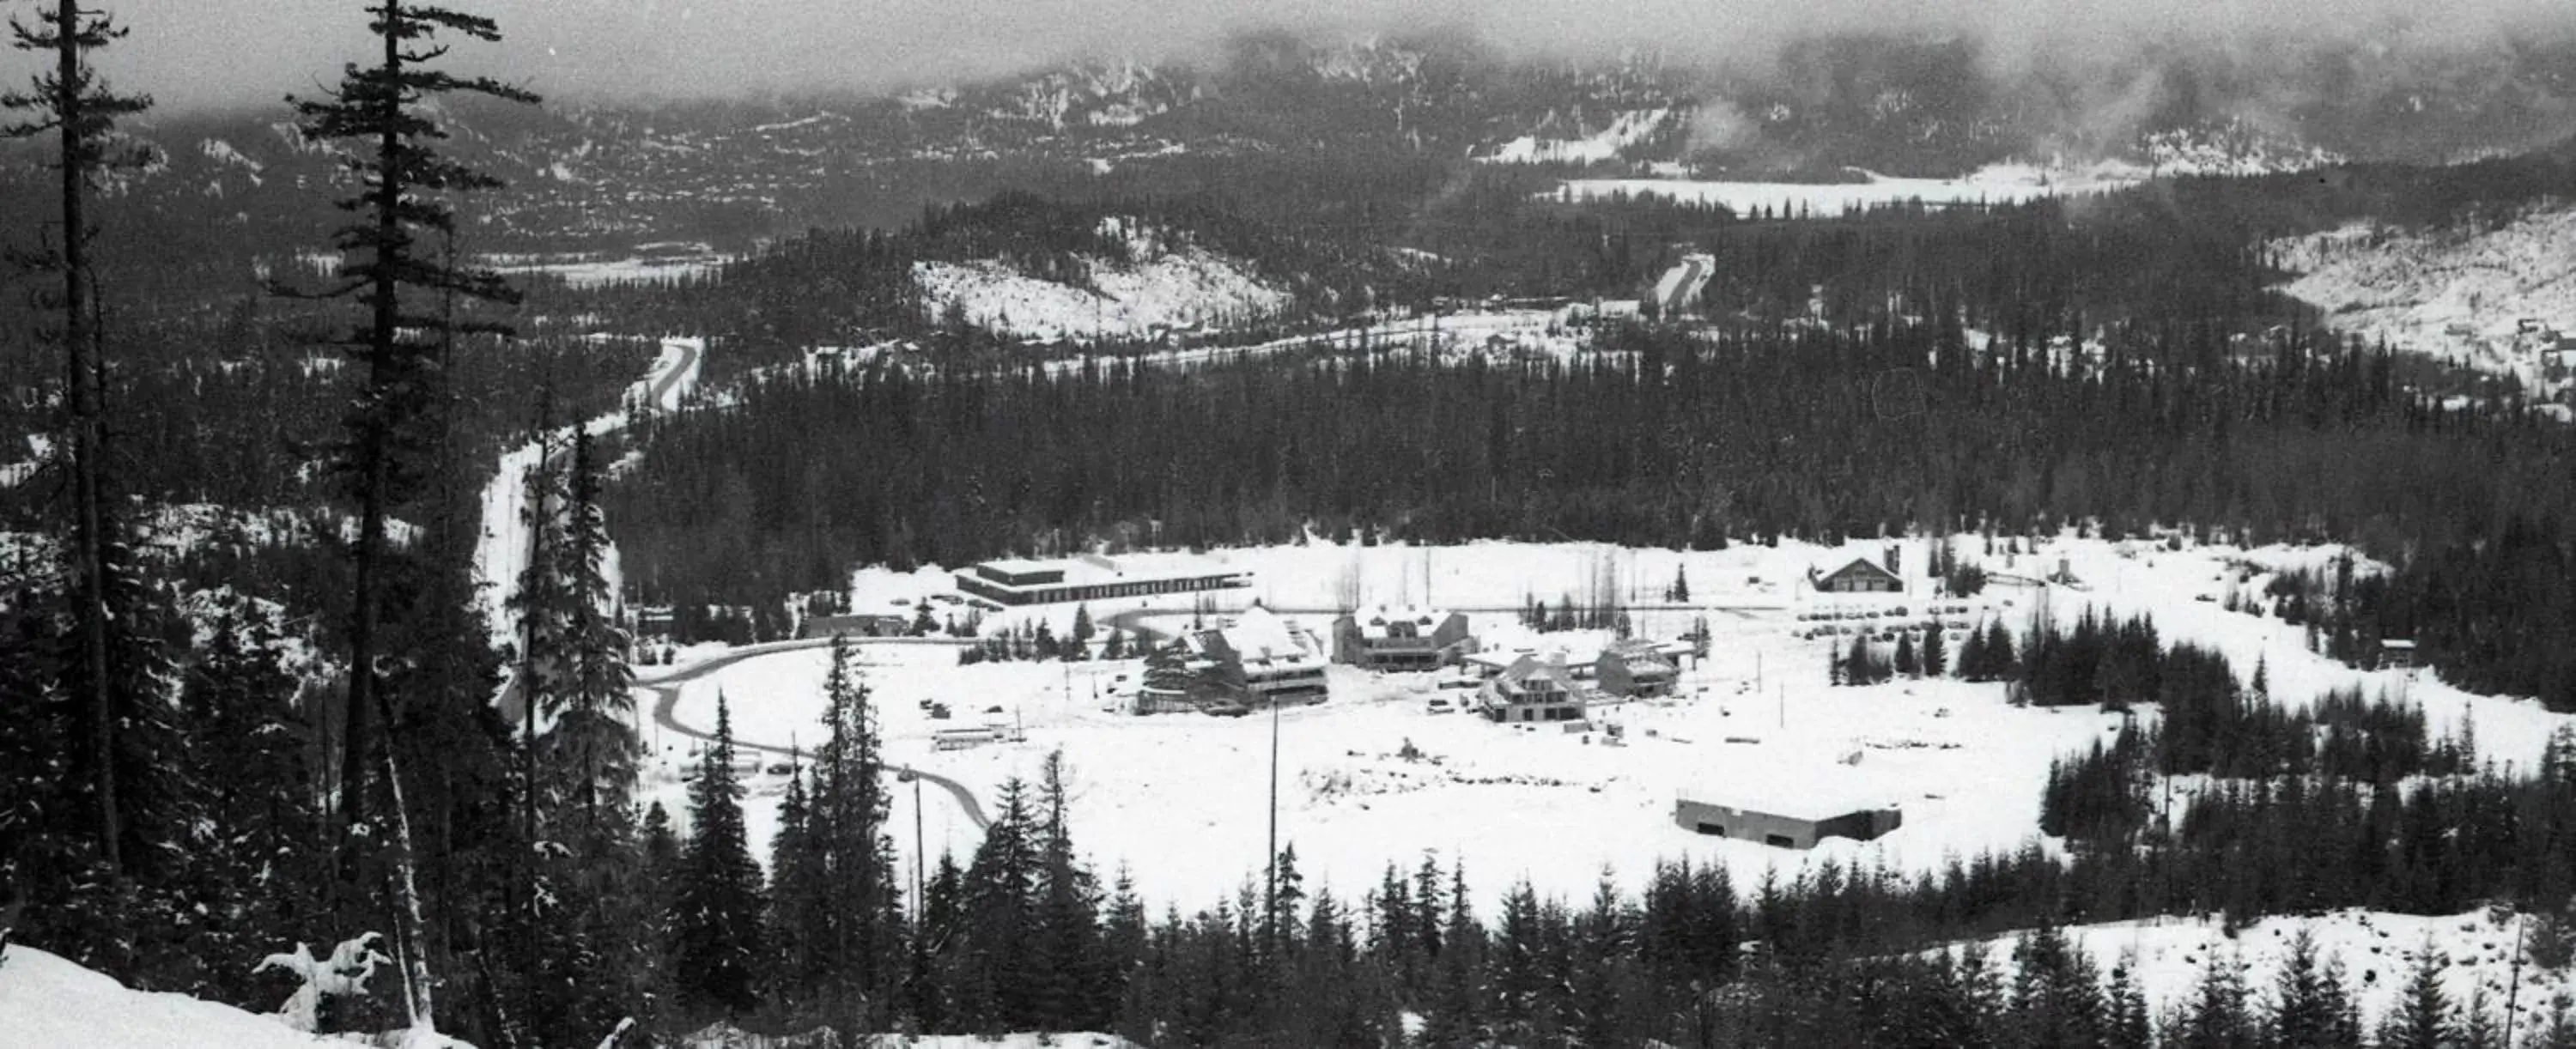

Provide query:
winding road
left=637, top=637, right=993, bottom=831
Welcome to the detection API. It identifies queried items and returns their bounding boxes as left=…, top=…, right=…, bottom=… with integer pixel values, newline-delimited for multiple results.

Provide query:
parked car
left=1425, top=696, right=1458, bottom=714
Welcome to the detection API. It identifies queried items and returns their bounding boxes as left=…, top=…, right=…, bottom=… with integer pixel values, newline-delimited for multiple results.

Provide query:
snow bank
left=0, top=945, right=421, bottom=1049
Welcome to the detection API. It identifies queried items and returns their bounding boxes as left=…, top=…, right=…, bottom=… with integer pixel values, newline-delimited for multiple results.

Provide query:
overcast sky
left=38, top=0, right=2576, bottom=112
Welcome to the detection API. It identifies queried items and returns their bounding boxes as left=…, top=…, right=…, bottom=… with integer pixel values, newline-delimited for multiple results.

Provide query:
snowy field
left=641, top=535, right=2576, bottom=918
left=1987, top=907, right=2571, bottom=1035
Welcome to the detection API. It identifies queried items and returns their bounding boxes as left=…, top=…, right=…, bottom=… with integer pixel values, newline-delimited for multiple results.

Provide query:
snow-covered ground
left=2269, top=208, right=2576, bottom=389
left=648, top=534, right=2575, bottom=918
left=1981, top=907, right=2571, bottom=1035
left=1554, top=161, right=2147, bottom=215
left=1479, top=109, right=1672, bottom=165
left=0, top=946, right=455, bottom=1049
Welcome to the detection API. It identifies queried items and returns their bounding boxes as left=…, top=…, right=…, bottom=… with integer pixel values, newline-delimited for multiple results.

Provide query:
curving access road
left=638, top=636, right=992, bottom=831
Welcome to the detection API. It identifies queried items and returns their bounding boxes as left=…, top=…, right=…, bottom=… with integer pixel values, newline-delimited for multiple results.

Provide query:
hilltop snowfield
left=912, top=245, right=1290, bottom=342
left=485, top=248, right=726, bottom=289
left=1555, top=161, right=2144, bottom=215
left=1479, top=108, right=1673, bottom=165
left=0, top=946, right=458, bottom=1049
left=1984, top=908, right=2570, bottom=1035
left=2269, top=207, right=2576, bottom=369
left=647, top=534, right=2574, bottom=919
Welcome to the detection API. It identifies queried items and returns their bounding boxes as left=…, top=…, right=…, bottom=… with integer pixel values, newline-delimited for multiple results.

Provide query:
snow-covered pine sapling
left=256, top=931, right=390, bottom=1034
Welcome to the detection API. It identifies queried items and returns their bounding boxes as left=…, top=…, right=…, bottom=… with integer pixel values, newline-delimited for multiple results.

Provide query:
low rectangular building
left=955, top=554, right=1252, bottom=606
left=1674, top=791, right=1902, bottom=849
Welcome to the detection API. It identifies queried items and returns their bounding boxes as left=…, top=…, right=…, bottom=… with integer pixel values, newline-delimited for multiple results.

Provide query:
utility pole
left=898, top=770, right=924, bottom=922
left=2504, top=907, right=2528, bottom=1046
left=1265, top=689, right=1281, bottom=945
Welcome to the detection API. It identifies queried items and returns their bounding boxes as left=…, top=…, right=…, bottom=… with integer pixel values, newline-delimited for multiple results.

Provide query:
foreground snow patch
left=0, top=945, right=454, bottom=1049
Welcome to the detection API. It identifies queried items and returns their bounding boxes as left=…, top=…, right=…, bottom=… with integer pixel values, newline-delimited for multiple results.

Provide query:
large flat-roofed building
left=955, top=554, right=1252, bottom=606
left=1674, top=786, right=1902, bottom=849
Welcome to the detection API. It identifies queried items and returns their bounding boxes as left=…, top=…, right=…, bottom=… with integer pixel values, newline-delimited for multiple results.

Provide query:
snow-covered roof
left=979, top=556, right=1059, bottom=576
left=1347, top=604, right=1456, bottom=639
left=1488, top=653, right=1581, bottom=697
left=1201, top=606, right=1325, bottom=668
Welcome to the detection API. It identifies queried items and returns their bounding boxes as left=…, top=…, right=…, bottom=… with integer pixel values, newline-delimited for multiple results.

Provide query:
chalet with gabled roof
left=1478, top=654, right=1587, bottom=725
left=1809, top=556, right=1902, bottom=594
left=1596, top=639, right=1680, bottom=698
left=1331, top=606, right=1475, bottom=670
